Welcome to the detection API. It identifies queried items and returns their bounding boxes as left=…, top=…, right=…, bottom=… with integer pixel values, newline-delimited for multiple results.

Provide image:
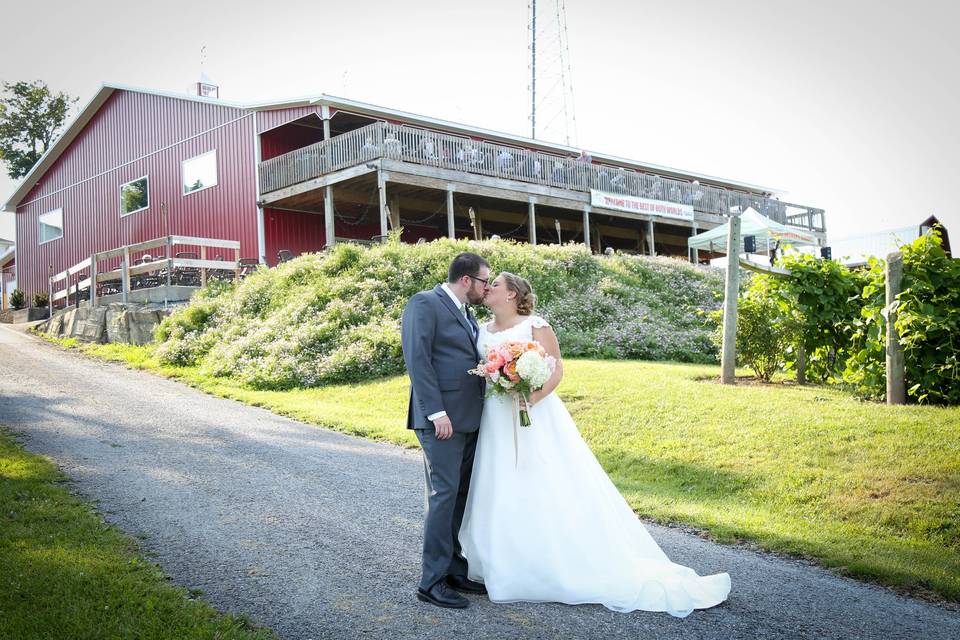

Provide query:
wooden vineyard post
left=886, top=251, right=905, bottom=405
left=720, top=215, right=742, bottom=384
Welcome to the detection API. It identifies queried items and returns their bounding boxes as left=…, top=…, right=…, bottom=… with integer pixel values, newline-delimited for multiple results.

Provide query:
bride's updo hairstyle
left=500, top=272, right=537, bottom=315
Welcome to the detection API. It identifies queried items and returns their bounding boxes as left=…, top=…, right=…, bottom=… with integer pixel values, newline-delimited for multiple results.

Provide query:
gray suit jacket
left=401, top=285, right=484, bottom=432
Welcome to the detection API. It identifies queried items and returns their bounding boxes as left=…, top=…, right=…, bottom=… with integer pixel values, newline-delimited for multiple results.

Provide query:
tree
left=0, top=80, right=77, bottom=179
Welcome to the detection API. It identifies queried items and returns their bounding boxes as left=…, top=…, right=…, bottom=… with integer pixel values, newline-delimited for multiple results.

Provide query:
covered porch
left=255, top=118, right=827, bottom=264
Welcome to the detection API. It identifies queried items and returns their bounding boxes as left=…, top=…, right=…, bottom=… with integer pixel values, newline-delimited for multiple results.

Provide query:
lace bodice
left=477, top=315, right=550, bottom=353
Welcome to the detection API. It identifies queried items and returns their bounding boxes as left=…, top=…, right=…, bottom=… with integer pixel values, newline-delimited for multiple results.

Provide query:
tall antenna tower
left=529, top=0, right=578, bottom=145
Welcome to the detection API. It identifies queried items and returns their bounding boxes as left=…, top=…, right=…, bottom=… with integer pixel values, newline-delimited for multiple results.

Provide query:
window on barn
left=120, top=176, right=149, bottom=216
left=182, top=150, right=218, bottom=195
left=39, top=208, right=64, bottom=244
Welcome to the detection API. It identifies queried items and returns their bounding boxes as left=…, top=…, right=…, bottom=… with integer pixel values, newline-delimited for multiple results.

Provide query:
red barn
left=3, top=83, right=826, bottom=303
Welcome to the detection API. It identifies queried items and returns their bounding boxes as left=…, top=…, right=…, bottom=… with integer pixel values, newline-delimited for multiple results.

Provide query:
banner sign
left=590, top=190, right=694, bottom=221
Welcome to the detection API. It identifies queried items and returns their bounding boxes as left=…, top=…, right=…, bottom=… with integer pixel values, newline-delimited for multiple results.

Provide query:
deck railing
left=259, top=121, right=826, bottom=232
left=48, top=235, right=243, bottom=315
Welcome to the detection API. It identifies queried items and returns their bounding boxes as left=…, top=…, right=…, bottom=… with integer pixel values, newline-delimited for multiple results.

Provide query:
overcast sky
left=2, top=0, right=958, bottom=247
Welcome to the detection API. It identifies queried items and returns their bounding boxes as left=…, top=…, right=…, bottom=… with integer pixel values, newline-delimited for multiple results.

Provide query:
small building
left=2, top=83, right=827, bottom=302
left=829, top=215, right=951, bottom=267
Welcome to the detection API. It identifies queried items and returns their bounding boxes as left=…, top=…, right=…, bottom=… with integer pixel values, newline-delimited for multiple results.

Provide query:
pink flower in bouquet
left=485, top=349, right=505, bottom=373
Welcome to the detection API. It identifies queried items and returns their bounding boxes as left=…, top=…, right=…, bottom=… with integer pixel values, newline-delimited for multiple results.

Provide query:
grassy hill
left=155, top=237, right=724, bottom=389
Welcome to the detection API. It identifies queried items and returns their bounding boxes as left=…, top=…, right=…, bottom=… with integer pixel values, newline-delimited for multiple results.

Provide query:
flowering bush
left=154, top=236, right=724, bottom=388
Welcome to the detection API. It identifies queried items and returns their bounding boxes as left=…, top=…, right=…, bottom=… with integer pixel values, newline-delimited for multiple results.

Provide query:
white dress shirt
left=427, top=283, right=470, bottom=422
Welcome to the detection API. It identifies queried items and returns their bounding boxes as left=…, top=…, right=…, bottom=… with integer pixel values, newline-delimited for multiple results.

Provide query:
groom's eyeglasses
left=468, top=275, right=490, bottom=286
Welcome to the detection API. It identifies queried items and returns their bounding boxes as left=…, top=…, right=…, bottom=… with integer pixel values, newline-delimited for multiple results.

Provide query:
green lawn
left=47, top=338, right=960, bottom=603
left=0, top=425, right=275, bottom=640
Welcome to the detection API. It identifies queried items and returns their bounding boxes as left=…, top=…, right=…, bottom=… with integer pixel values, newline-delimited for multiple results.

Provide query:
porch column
left=324, top=187, right=335, bottom=248
left=252, top=111, right=267, bottom=263
left=322, top=107, right=336, bottom=248
left=378, top=170, right=389, bottom=240
left=691, top=220, right=699, bottom=264
left=528, top=198, right=537, bottom=245
left=582, top=205, right=592, bottom=252
left=647, top=219, right=656, bottom=256
left=446, top=185, right=455, bottom=239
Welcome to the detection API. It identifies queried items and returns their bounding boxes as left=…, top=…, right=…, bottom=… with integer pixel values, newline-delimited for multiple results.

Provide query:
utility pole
left=530, top=0, right=537, bottom=138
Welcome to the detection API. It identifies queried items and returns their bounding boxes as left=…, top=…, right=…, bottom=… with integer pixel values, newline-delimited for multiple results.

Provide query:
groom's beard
left=465, top=288, right=486, bottom=306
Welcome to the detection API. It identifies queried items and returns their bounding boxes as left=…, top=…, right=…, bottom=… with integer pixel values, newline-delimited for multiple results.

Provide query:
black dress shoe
left=445, top=575, right=488, bottom=595
left=417, top=581, right=469, bottom=609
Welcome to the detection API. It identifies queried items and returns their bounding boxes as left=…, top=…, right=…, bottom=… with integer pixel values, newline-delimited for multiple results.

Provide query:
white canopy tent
left=687, top=208, right=819, bottom=254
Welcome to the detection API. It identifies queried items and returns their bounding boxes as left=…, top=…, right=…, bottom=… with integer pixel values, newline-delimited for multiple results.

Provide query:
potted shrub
left=9, top=288, right=25, bottom=310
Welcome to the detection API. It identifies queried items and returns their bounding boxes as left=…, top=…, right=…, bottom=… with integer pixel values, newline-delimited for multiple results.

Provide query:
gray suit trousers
left=415, top=427, right=479, bottom=591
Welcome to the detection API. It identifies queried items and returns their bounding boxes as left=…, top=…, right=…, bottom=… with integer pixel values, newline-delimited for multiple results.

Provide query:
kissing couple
left=400, top=252, right=730, bottom=617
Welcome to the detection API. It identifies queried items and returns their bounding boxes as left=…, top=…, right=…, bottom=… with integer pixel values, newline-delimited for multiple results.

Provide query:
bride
left=458, top=272, right=731, bottom=618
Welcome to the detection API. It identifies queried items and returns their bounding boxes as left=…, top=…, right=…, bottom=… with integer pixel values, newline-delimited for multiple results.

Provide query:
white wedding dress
left=459, top=315, right=731, bottom=617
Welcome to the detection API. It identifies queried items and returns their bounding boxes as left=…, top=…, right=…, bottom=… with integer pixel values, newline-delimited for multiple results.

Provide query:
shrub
left=9, top=288, right=25, bottom=310
left=844, top=229, right=960, bottom=404
left=32, top=291, right=49, bottom=308
left=765, top=252, right=866, bottom=382
left=708, top=276, right=797, bottom=381
left=154, top=237, right=725, bottom=388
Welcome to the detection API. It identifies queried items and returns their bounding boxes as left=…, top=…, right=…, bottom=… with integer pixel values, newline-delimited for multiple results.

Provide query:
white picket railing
left=48, top=235, right=243, bottom=315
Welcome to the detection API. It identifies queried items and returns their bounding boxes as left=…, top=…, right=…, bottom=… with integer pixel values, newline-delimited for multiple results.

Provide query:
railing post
left=234, top=246, right=241, bottom=281
left=200, top=245, right=207, bottom=287
left=48, top=276, right=53, bottom=320
left=164, top=236, right=173, bottom=309
left=121, top=247, right=130, bottom=303
left=720, top=215, right=742, bottom=385
left=89, top=253, right=98, bottom=307
left=886, top=251, right=906, bottom=404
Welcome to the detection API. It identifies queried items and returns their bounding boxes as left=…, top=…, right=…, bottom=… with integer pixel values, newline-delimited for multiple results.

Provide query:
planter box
left=0, top=307, right=49, bottom=324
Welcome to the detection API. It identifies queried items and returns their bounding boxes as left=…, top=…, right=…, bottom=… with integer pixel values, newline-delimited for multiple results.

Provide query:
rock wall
left=41, top=303, right=174, bottom=345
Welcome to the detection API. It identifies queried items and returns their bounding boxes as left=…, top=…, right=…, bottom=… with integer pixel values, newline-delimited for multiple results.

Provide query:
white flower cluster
left=515, top=350, right=553, bottom=388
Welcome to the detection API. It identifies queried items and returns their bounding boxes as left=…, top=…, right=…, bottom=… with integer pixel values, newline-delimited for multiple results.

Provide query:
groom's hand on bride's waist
left=432, top=415, right=454, bottom=440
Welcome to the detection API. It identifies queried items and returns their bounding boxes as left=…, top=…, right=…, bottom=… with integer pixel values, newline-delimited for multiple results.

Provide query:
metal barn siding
left=260, top=124, right=325, bottom=162
left=256, top=106, right=324, bottom=134
left=15, top=90, right=259, bottom=297
left=263, top=208, right=327, bottom=266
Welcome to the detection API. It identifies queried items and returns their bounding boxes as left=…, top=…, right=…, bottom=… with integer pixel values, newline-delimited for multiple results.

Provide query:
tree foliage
left=0, top=80, right=77, bottom=179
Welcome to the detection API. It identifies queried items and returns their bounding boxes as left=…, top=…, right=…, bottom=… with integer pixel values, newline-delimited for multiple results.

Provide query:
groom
left=401, top=252, right=490, bottom=609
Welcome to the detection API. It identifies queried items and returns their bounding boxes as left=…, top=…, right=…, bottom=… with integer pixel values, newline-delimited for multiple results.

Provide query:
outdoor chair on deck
left=172, top=251, right=200, bottom=287
left=277, top=250, right=294, bottom=263
left=238, top=258, right=259, bottom=278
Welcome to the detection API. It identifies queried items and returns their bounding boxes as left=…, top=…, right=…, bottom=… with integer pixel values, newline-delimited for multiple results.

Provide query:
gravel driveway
left=0, top=324, right=956, bottom=639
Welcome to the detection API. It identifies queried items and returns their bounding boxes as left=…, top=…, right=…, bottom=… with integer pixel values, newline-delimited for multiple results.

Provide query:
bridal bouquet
left=469, top=340, right=556, bottom=427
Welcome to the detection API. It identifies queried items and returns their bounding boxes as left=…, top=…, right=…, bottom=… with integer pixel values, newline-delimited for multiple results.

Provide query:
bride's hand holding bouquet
left=469, top=339, right=556, bottom=427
